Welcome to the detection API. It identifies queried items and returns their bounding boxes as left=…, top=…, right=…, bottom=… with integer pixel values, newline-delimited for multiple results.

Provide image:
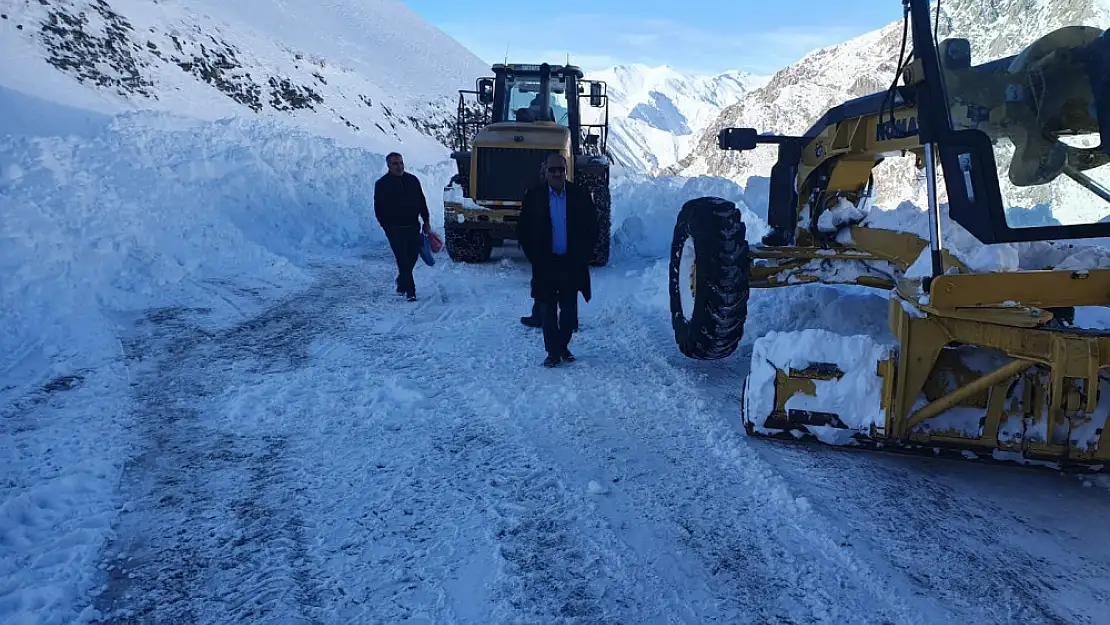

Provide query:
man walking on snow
left=517, top=152, right=598, bottom=367
left=374, top=152, right=431, bottom=301
left=521, top=160, right=577, bottom=333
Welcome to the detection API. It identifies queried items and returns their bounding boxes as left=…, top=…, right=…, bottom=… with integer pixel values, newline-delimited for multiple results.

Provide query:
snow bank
left=0, top=110, right=454, bottom=387
left=610, top=171, right=768, bottom=259
left=745, top=329, right=896, bottom=445
left=0, top=85, right=113, bottom=139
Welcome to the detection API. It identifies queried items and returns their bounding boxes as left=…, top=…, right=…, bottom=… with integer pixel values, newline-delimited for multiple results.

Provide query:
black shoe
left=406, top=293, right=417, bottom=302
left=543, top=354, right=561, bottom=367
left=520, top=315, right=541, bottom=328
left=562, top=350, right=575, bottom=362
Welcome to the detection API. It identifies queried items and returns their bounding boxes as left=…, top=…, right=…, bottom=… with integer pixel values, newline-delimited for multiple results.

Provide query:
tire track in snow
left=372, top=261, right=910, bottom=623
left=86, top=250, right=1109, bottom=624
left=294, top=263, right=681, bottom=624
left=754, top=441, right=1110, bottom=625
left=445, top=288, right=933, bottom=624
left=91, top=265, right=380, bottom=623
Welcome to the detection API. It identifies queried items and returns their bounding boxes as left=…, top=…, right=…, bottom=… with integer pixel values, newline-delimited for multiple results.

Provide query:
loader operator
left=374, top=152, right=431, bottom=301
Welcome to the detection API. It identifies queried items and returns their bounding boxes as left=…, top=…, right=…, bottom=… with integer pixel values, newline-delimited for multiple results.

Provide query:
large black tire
left=445, top=226, right=493, bottom=263
left=578, top=169, right=612, bottom=267
left=669, top=196, right=750, bottom=360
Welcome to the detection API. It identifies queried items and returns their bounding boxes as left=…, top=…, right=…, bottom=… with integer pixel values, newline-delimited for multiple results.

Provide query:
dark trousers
left=529, top=297, right=577, bottom=331
left=385, top=225, right=420, bottom=296
left=535, top=256, right=579, bottom=356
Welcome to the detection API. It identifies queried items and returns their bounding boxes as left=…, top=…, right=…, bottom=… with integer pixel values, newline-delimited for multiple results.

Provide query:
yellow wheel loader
left=443, top=63, right=611, bottom=265
left=670, top=0, right=1110, bottom=471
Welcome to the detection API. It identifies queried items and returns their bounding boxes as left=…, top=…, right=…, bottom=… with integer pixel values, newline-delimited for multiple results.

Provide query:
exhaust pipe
left=539, top=63, right=551, bottom=121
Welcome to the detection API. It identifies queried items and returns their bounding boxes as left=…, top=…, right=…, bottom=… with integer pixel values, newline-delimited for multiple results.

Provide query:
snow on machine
left=442, top=62, right=612, bottom=266
left=669, top=0, right=1110, bottom=471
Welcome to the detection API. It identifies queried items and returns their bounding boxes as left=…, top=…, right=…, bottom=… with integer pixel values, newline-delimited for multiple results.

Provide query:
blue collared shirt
left=549, top=185, right=567, bottom=255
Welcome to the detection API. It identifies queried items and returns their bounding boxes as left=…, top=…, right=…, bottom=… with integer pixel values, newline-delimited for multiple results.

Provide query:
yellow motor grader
left=669, top=0, right=1110, bottom=470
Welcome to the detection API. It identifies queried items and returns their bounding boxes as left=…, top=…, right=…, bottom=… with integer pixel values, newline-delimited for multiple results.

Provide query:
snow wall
left=1, top=106, right=456, bottom=387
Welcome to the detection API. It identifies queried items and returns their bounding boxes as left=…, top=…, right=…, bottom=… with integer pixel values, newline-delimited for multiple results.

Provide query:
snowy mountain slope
left=0, top=0, right=490, bottom=161
left=666, top=0, right=1110, bottom=226
left=592, top=64, right=769, bottom=172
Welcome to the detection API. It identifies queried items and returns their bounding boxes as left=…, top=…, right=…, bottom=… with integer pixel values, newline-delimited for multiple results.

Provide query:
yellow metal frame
left=746, top=271, right=1110, bottom=469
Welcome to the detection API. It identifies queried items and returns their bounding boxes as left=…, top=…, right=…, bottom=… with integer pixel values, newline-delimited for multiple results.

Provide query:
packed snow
left=746, top=330, right=896, bottom=445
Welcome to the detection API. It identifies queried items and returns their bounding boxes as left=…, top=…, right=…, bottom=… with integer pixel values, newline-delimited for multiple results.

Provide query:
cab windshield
left=505, top=74, right=570, bottom=125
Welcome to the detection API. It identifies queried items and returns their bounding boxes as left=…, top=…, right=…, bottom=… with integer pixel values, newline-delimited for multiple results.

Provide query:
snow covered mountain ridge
left=665, top=0, right=1110, bottom=227
left=590, top=63, right=770, bottom=173
left=0, top=0, right=489, bottom=162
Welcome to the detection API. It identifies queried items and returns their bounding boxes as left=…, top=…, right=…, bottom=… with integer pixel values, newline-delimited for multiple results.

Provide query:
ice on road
left=8, top=250, right=1110, bottom=625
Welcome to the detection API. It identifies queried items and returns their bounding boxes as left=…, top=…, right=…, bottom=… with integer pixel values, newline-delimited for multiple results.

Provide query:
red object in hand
left=427, top=231, right=444, bottom=253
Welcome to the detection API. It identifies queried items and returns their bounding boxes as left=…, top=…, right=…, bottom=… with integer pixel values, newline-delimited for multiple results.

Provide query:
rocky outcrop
left=7, top=0, right=486, bottom=152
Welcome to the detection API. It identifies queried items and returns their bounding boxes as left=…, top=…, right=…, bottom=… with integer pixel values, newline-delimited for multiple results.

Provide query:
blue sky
left=403, top=0, right=904, bottom=76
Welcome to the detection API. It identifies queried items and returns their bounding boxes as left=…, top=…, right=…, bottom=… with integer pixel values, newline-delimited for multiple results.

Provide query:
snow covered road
left=9, top=250, right=1110, bottom=624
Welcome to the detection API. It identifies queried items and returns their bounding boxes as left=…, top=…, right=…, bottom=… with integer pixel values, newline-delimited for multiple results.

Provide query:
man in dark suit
left=374, top=152, right=431, bottom=301
left=517, top=153, right=599, bottom=367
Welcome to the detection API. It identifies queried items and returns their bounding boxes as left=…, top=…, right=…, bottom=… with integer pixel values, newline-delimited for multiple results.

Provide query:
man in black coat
left=517, top=153, right=598, bottom=367
left=374, top=152, right=431, bottom=301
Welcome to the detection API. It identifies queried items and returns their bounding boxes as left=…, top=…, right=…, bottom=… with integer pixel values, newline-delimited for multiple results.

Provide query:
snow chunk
left=443, top=180, right=486, bottom=211
left=1085, top=474, right=1110, bottom=491
left=746, top=329, right=895, bottom=445
left=965, top=244, right=1021, bottom=273
left=816, top=196, right=868, bottom=233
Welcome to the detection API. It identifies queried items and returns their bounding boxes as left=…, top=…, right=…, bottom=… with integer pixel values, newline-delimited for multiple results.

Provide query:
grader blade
left=740, top=291, right=1110, bottom=473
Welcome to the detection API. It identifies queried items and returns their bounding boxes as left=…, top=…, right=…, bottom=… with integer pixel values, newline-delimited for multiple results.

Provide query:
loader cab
left=474, top=63, right=608, bottom=157
left=498, top=70, right=569, bottom=125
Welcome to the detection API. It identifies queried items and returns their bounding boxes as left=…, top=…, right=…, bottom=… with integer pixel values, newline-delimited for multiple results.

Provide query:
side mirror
left=477, top=78, right=494, bottom=104
left=589, top=82, right=603, bottom=107
left=718, top=127, right=759, bottom=151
